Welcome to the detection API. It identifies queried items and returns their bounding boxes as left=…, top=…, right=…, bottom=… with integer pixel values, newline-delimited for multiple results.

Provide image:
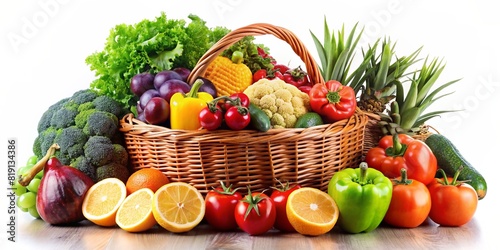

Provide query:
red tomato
left=204, top=182, right=242, bottom=231
left=224, top=106, right=250, bottom=131
left=235, top=190, right=276, bottom=235
left=273, top=64, right=290, bottom=74
left=383, top=168, right=431, bottom=228
left=199, top=105, right=223, bottom=131
left=427, top=169, right=478, bottom=227
left=298, top=85, right=312, bottom=94
left=223, top=92, right=250, bottom=111
left=270, top=181, right=301, bottom=232
left=272, top=71, right=284, bottom=80
left=253, top=69, right=267, bottom=83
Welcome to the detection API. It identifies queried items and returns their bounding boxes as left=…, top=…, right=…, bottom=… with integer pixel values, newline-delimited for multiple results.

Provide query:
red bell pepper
left=365, top=134, right=437, bottom=185
left=309, top=80, right=357, bottom=123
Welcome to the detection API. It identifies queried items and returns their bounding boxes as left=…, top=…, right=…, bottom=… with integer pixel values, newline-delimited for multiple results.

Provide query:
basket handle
left=187, top=23, right=324, bottom=85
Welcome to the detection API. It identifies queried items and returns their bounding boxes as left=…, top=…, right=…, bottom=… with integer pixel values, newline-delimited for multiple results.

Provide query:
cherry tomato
left=270, top=181, right=301, bottom=232
left=235, top=189, right=276, bottom=235
left=273, top=71, right=284, bottom=80
left=427, top=169, right=478, bottom=227
left=224, top=105, right=250, bottom=131
left=283, top=73, right=299, bottom=87
left=199, top=105, right=223, bottom=131
left=253, top=69, right=267, bottom=83
left=204, top=181, right=242, bottom=231
left=223, top=93, right=250, bottom=111
left=298, top=85, right=312, bottom=94
left=273, top=64, right=290, bottom=74
left=383, top=168, right=431, bottom=228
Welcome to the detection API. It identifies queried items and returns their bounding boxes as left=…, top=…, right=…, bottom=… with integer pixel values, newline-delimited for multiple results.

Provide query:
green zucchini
left=425, top=134, right=487, bottom=200
left=248, top=103, right=271, bottom=132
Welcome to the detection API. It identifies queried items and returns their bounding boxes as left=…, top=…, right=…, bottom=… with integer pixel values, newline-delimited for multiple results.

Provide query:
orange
left=82, top=178, right=127, bottom=227
left=115, top=188, right=157, bottom=232
left=152, top=182, right=205, bottom=233
left=126, top=168, right=169, bottom=195
left=286, top=187, right=339, bottom=236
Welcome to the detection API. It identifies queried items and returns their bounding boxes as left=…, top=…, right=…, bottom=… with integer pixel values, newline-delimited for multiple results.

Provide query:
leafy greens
left=85, top=12, right=230, bottom=109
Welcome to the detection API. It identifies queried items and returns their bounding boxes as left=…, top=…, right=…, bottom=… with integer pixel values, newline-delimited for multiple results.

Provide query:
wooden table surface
left=15, top=187, right=499, bottom=250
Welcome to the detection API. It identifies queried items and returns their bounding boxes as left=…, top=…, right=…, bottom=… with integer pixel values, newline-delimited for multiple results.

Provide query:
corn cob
left=204, top=51, right=253, bottom=97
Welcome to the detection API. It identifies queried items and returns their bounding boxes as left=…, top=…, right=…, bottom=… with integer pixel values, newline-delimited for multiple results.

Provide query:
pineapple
left=310, top=18, right=422, bottom=115
left=357, top=38, right=422, bottom=114
left=378, top=56, right=460, bottom=135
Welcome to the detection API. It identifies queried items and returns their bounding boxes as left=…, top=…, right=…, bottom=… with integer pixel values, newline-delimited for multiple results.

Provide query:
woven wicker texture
left=120, top=23, right=369, bottom=195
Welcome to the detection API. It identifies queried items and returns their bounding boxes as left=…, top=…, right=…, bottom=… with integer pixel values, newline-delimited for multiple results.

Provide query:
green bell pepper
left=328, top=162, right=393, bottom=233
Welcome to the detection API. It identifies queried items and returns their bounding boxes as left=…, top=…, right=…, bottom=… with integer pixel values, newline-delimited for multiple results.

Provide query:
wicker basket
left=119, top=23, right=369, bottom=195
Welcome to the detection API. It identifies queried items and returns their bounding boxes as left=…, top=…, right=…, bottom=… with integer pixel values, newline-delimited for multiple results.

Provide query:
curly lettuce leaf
left=85, top=12, right=229, bottom=109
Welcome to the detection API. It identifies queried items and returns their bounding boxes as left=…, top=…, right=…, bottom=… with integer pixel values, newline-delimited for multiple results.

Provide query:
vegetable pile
left=13, top=12, right=489, bottom=236
left=85, top=13, right=230, bottom=110
left=33, top=89, right=130, bottom=183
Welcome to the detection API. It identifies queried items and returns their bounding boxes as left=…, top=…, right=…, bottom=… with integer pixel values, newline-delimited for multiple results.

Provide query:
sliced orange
left=152, top=182, right=205, bottom=233
left=115, top=188, right=157, bottom=232
left=286, top=187, right=339, bottom=236
left=82, top=178, right=127, bottom=227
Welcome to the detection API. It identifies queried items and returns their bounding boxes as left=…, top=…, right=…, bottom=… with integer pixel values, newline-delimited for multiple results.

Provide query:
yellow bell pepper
left=170, top=79, right=214, bottom=130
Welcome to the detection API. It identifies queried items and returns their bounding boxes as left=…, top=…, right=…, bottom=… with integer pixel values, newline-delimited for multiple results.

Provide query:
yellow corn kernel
left=204, top=56, right=253, bottom=97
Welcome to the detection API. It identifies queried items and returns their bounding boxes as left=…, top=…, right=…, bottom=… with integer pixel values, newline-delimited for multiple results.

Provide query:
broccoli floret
left=84, top=111, right=118, bottom=137
left=72, top=156, right=97, bottom=182
left=33, top=89, right=131, bottom=183
left=55, top=126, right=88, bottom=159
left=50, top=105, right=79, bottom=129
left=34, top=127, right=62, bottom=160
left=71, top=89, right=99, bottom=105
left=37, top=97, right=69, bottom=133
left=84, top=136, right=114, bottom=166
left=75, top=109, right=94, bottom=129
left=96, top=162, right=129, bottom=183
left=93, top=95, right=127, bottom=118
left=112, top=144, right=128, bottom=167
left=78, top=102, right=95, bottom=113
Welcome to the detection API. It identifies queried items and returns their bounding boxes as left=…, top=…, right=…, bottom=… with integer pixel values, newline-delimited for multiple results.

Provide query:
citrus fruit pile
left=82, top=168, right=340, bottom=235
left=82, top=168, right=205, bottom=233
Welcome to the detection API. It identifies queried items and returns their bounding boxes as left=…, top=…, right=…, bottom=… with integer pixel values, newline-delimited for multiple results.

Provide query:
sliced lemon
left=152, top=182, right=205, bottom=233
left=115, top=188, right=156, bottom=232
left=82, top=178, right=127, bottom=227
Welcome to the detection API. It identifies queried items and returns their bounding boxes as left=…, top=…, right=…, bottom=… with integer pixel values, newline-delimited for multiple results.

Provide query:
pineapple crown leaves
left=362, top=38, right=423, bottom=99
left=310, top=16, right=365, bottom=87
left=393, top=56, right=462, bottom=131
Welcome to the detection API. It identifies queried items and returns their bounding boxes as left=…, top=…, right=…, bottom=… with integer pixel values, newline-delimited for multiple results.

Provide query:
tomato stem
left=394, top=168, right=413, bottom=185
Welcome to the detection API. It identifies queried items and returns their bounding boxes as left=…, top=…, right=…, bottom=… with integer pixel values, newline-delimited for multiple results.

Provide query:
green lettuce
left=85, top=12, right=230, bottom=109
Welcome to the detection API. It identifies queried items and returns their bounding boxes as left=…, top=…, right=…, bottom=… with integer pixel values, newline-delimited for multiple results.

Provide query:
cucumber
left=425, top=134, right=487, bottom=200
left=248, top=103, right=271, bottom=132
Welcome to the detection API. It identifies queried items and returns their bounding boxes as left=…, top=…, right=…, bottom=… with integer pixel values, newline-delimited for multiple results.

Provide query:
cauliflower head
left=244, top=78, right=310, bottom=128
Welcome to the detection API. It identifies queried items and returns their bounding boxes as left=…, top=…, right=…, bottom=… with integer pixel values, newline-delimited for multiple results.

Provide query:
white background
left=1, top=0, right=499, bottom=239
